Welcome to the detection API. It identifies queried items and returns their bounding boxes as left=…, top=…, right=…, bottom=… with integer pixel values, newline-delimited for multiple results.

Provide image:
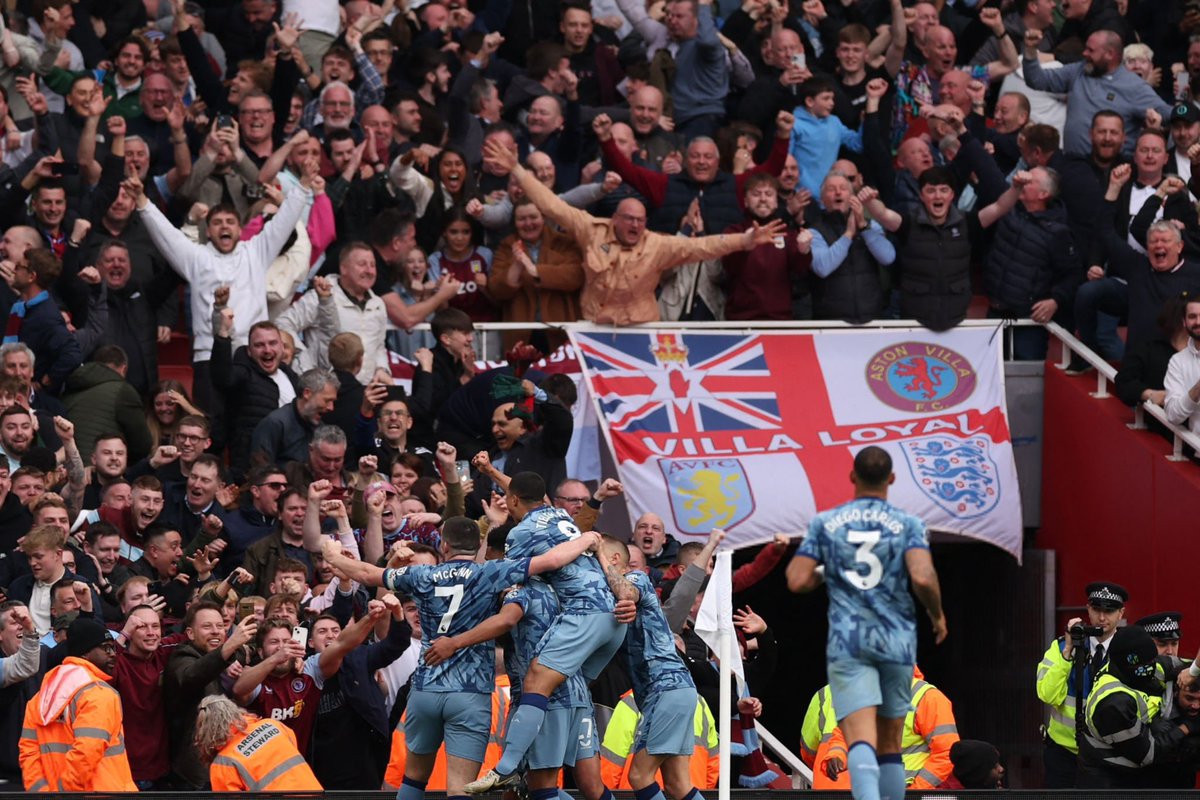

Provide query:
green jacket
left=43, top=68, right=142, bottom=121
left=61, top=362, right=152, bottom=461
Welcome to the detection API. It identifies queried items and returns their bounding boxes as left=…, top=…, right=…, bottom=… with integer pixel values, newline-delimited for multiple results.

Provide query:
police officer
left=1137, top=612, right=1184, bottom=658
left=1079, top=625, right=1182, bottom=789
left=1035, top=581, right=1127, bottom=788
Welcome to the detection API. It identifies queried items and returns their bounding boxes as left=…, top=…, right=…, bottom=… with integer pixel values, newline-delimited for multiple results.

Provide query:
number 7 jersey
left=795, top=496, right=929, bottom=664
left=384, top=557, right=532, bottom=694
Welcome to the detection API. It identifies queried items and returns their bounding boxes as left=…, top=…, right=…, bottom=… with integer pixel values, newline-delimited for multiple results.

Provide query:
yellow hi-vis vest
left=799, top=685, right=835, bottom=767
left=900, top=679, right=959, bottom=788
left=1083, top=672, right=1162, bottom=769
left=1036, top=637, right=1087, bottom=753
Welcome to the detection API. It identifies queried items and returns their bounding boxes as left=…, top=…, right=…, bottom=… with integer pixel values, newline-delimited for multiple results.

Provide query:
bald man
left=592, top=122, right=649, bottom=218
left=488, top=132, right=786, bottom=324
left=1023, top=29, right=1170, bottom=158
left=736, top=28, right=811, bottom=155
left=628, top=86, right=679, bottom=172
left=892, top=11, right=1018, bottom=144
left=633, top=512, right=681, bottom=568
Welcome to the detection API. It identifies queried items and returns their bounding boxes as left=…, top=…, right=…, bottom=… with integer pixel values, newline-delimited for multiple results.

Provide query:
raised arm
left=247, top=166, right=315, bottom=271
left=302, top=479, right=335, bottom=552
left=655, top=217, right=790, bottom=272
left=489, top=137, right=598, bottom=244
left=128, top=173, right=203, bottom=281
left=613, top=0, right=668, bottom=51
left=1021, top=30, right=1077, bottom=93
left=859, top=185, right=902, bottom=232
left=596, top=114, right=668, bottom=207
left=979, top=8, right=1019, bottom=80
left=882, top=0, right=907, bottom=77
left=317, top=598, right=391, bottom=679
left=978, top=171, right=1030, bottom=229
left=323, top=539, right=387, bottom=586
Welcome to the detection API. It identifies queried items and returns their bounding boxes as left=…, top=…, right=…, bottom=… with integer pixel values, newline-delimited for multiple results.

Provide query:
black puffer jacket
left=811, top=210, right=886, bottom=324
left=212, top=336, right=298, bottom=478
left=895, top=206, right=973, bottom=331
left=985, top=200, right=1080, bottom=316
left=652, top=170, right=743, bottom=236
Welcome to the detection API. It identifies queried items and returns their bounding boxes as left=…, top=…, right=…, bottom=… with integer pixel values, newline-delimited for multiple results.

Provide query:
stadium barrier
left=3, top=790, right=1200, bottom=798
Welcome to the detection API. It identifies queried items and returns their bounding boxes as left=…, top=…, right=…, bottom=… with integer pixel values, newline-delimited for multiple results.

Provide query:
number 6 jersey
left=384, top=557, right=532, bottom=694
left=795, top=497, right=929, bottom=664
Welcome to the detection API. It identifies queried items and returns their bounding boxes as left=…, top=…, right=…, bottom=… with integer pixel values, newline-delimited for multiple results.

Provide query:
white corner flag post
left=695, top=548, right=745, bottom=800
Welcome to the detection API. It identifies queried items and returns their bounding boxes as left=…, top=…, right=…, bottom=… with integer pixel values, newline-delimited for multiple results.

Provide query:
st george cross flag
left=571, top=327, right=1023, bottom=561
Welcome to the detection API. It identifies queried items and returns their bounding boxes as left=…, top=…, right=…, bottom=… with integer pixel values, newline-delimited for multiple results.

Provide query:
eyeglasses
left=257, top=481, right=288, bottom=490
left=555, top=495, right=589, bottom=504
left=99, top=642, right=118, bottom=654
left=240, top=108, right=273, bottom=117
left=175, top=433, right=205, bottom=443
left=380, top=409, right=409, bottom=418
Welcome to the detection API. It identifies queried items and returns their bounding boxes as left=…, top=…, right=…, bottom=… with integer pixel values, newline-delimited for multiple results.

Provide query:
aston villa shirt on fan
left=384, top=557, right=531, bottom=693
left=505, top=506, right=615, bottom=614
left=623, top=570, right=695, bottom=703
left=796, top=496, right=929, bottom=664
left=248, top=654, right=324, bottom=756
left=503, top=581, right=590, bottom=710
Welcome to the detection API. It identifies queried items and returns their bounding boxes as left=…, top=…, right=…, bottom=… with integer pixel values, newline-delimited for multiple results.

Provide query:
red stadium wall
left=1039, top=367, right=1200, bottom=631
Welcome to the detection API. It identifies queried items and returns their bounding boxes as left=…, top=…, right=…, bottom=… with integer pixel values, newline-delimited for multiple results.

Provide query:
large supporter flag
left=571, top=328, right=1023, bottom=561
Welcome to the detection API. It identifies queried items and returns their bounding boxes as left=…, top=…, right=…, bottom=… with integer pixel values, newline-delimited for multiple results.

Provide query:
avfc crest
left=900, top=436, right=1000, bottom=520
left=660, top=459, right=755, bottom=534
left=867, top=342, right=977, bottom=412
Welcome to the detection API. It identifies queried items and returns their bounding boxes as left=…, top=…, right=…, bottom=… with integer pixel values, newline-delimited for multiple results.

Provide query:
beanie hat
left=66, top=616, right=110, bottom=658
left=950, top=739, right=1000, bottom=788
left=1107, top=625, right=1161, bottom=695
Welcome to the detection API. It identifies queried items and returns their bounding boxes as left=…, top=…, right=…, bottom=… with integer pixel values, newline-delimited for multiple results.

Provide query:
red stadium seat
left=157, top=364, right=193, bottom=398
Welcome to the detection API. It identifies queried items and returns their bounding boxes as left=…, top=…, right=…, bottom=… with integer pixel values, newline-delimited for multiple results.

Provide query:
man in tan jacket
left=483, top=139, right=787, bottom=325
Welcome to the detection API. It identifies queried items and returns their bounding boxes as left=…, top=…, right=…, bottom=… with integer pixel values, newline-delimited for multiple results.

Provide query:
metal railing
left=394, top=318, right=1200, bottom=463
left=397, top=318, right=1035, bottom=361
left=1044, top=321, right=1200, bottom=462
left=754, top=720, right=814, bottom=790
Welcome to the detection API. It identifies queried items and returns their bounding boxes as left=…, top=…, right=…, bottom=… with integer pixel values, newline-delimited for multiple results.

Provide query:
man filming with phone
left=1035, top=581, right=1127, bottom=787
left=230, top=599, right=400, bottom=758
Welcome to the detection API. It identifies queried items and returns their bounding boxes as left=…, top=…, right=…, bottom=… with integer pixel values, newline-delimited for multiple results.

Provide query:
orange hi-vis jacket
left=19, top=657, right=137, bottom=792
left=209, top=716, right=322, bottom=791
left=814, top=667, right=959, bottom=791
left=385, top=674, right=512, bottom=789
left=599, top=690, right=719, bottom=790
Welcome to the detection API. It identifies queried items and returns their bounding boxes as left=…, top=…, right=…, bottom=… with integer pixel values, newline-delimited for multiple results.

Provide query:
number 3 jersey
left=384, top=557, right=532, bottom=694
left=796, top=496, right=929, bottom=664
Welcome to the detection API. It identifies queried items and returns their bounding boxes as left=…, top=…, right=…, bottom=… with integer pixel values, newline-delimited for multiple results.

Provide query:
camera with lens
left=1070, top=623, right=1104, bottom=641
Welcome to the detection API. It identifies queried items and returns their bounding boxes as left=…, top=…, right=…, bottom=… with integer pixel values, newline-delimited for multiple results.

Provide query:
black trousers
left=1043, top=737, right=1078, bottom=789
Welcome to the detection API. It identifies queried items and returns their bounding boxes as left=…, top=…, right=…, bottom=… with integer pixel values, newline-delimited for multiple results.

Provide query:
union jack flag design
left=576, top=332, right=782, bottom=436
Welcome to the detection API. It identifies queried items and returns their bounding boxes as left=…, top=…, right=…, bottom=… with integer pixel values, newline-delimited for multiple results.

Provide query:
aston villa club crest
left=660, top=458, right=755, bottom=534
left=866, top=342, right=977, bottom=413
left=900, top=436, right=1000, bottom=519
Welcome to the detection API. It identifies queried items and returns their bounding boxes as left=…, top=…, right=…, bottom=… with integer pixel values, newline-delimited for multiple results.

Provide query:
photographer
left=1035, top=581, right=1127, bottom=788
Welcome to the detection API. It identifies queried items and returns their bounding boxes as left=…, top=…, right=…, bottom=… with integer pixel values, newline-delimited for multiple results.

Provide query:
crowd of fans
left=0, top=0, right=1196, bottom=791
